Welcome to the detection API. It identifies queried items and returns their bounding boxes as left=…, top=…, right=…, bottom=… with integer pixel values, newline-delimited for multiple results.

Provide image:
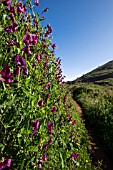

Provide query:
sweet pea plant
left=0, top=0, right=94, bottom=169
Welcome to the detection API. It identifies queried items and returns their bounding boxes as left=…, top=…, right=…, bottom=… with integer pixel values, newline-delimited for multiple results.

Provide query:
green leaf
left=0, top=143, right=4, bottom=148
left=60, top=152, right=64, bottom=169
left=17, top=133, right=22, bottom=138
left=22, top=88, right=35, bottom=99
left=28, top=146, right=39, bottom=152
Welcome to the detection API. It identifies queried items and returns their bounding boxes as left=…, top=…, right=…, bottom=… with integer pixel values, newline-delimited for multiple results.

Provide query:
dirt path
left=72, top=100, right=113, bottom=170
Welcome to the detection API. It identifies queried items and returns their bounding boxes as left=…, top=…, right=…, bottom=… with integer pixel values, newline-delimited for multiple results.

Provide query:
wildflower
left=43, top=7, right=49, bottom=12
left=14, top=67, right=20, bottom=76
left=5, top=23, right=18, bottom=33
left=35, top=0, right=40, bottom=6
left=23, top=46, right=31, bottom=55
left=45, top=86, right=48, bottom=90
left=9, top=13, right=14, bottom=21
left=23, top=33, right=38, bottom=45
left=47, top=93, right=50, bottom=99
left=17, top=2, right=26, bottom=14
left=32, top=120, right=40, bottom=135
left=47, top=122, right=53, bottom=134
left=13, top=55, right=26, bottom=68
left=3, top=0, right=11, bottom=6
left=0, top=64, right=13, bottom=84
left=72, top=120, right=76, bottom=126
left=38, top=154, right=47, bottom=169
left=75, top=139, right=79, bottom=143
left=47, top=82, right=51, bottom=86
left=7, top=5, right=15, bottom=13
left=70, top=153, right=79, bottom=163
left=0, top=157, right=12, bottom=170
left=47, top=24, right=52, bottom=34
left=52, top=106, right=57, bottom=113
left=43, top=136, right=52, bottom=150
left=51, top=43, right=56, bottom=50
left=23, top=67, right=28, bottom=76
left=35, top=54, right=42, bottom=63
left=67, top=113, right=72, bottom=122
left=38, top=161, right=42, bottom=169
left=37, top=100, right=44, bottom=107
left=42, top=154, right=47, bottom=162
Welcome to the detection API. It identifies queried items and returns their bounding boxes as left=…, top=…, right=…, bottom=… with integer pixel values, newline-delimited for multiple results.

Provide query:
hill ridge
left=67, top=60, right=113, bottom=86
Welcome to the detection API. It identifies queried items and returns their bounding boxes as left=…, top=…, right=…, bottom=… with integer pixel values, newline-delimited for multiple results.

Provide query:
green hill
left=67, top=60, right=113, bottom=86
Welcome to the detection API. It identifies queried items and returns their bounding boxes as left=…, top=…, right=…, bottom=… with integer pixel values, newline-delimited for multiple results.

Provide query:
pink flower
left=3, top=0, right=11, bottom=6
left=37, top=100, right=44, bottom=107
left=67, top=113, right=72, bottom=122
left=0, top=64, right=13, bottom=84
left=52, top=106, right=57, bottom=113
left=32, top=120, right=40, bottom=135
left=43, top=7, right=49, bottom=12
left=51, top=43, right=56, bottom=50
left=35, top=0, right=40, bottom=6
left=47, top=122, right=53, bottom=134
left=70, top=153, right=79, bottom=163
left=72, top=120, right=76, bottom=126
left=0, top=158, right=12, bottom=170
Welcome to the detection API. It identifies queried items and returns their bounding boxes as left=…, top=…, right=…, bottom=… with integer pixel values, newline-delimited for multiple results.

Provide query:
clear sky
left=33, top=0, right=113, bottom=81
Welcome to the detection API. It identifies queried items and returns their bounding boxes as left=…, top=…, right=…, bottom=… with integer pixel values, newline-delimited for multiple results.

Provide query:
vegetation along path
left=72, top=100, right=113, bottom=170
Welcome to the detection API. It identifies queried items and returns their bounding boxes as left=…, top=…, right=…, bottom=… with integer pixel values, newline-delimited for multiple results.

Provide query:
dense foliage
left=71, top=83, right=113, bottom=158
left=0, top=0, right=95, bottom=169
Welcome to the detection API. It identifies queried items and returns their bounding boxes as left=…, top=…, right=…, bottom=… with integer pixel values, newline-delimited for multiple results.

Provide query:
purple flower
left=32, top=120, right=40, bottom=135
left=47, top=93, right=50, bottom=99
left=4, top=25, right=12, bottom=33
left=75, top=139, right=79, bottom=143
left=43, top=136, right=52, bottom=150
left=42, top=154, right=47, bottom=162
left=23, top=67, right=28, bottom=76
left=37, top=100, right=44, bottom=107
left=5, top=23, right=18, bottom=33
left=70, top=153, right=79, bottom=163
left=31, top=34, right=38, bottom=45
left=37, top=153, right=47, bottom=169
left=43, top=7, right=49, bottom=12
left=8, top=41, right=19, bottom=47
left=13, top=55, right=26, bottom=67
left=9, top=13, right=14, bottom=21
left=17, top=2, right=26, bottom=14
left=67, top=113, right=72, bottom=122
left=47, top=122, right=53, bottom=134
left=47, top=82, right=51, bottom=86
left=14, top=67, right=20, bottom=76
left=23, top=33, right=38, bottom=45
left=35, top=54, right=42, bottom=63
left=7, top=5, right=15, bottom=13
left=38, top=161, right=42, bottom=169
left=72, top=120, right=76, bottom=126
left=23, top=46, right=31, bottom=55
left=3, top=0, right=11, bottom=6
left=35, top=0, right=40, bottom=6
left=0, top=64, right=13, bottom=84
left=52, top=106, right=57, bottom=113
left=0, top=158, right=12, bottom=170
left=51, top=43, right=56, bottom=50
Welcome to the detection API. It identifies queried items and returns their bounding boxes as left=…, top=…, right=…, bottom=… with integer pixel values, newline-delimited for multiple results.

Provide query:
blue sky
left=33, top=0, right=113, bottom=81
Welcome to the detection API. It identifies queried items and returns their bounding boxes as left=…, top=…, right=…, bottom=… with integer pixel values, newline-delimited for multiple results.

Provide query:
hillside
left=67, top=60, right=113, bottom=86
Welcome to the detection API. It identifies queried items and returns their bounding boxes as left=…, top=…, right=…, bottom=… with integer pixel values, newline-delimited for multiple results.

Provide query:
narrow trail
left=72, top=100, right=113, bottom=170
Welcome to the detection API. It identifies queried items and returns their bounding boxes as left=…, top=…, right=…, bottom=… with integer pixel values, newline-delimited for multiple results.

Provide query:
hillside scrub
left=0, top=0, right=96, bottom=169
left=71, top=83, right=113, bottom=158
